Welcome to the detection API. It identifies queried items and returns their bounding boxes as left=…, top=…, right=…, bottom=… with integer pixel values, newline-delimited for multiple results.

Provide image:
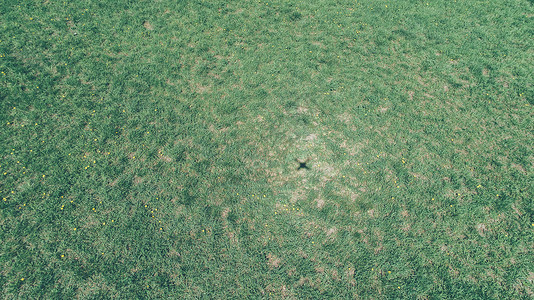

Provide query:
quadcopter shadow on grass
left=295, top=158, right=310, bottom=170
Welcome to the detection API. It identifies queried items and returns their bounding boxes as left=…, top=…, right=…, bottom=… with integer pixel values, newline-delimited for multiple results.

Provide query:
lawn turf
left=1, top=0, right=533, bottom=298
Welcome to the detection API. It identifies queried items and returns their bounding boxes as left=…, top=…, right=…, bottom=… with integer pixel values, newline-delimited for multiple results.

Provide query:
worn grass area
left=1, top=0, right=533, bottom=298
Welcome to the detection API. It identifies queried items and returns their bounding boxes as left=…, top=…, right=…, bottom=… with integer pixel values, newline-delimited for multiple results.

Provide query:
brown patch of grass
left=77, top=274, right=115, bottom=298
left=513, top=274, right=534, bottom=296
left=331, top=269, right=339, bottom=281
left=408, top=91, right=414, bottom=100
left=449, top=265, right=460, bottom=278
left=133, top=176, right=143, bottom=185
left=326, top=227, right=338, bottom=241
left=316, top=197, right=325, bottom=209
left=213, top=54, right=231, bottom=60
left=348, top=190, right=360, bottom=202
left=208, top=71, right=221, bottom=79
left=409, top=171, right=428, bottom=180
left=226, top=231, right=239, bottom=245
left=192, top=83, right=211, bottom=94
left=415, top=74, right=429, bottom=87
left=167, top=248, right=181, bottom=258
left=231, top=8, right=245, bottom=15
left=266, top=253, right=282, bottom=269
left=318, top=163, right=337, bottom=179
left=295, top=277, right=315, bottom=288
left=304, top=133, right=317, bottom=141
left=511, top=204, right=523, bottom=217
left=360, top=229, right=369, bottom=245
left=345, top=267, right=356, bottom=285
left=511, top=163, right=526, bottom=174
left=476, top=223, right=488, bottom=237
left=378, top=106, right=389, bottom=113
left=311, top=41, right=325, bottom=48
left=82, top=215, right=99, bottom=229
left=159, top=155, right=172, bottom=162
left=264, top=283, right=291, bottom=297
left=109, top=178, right=119, bottom=187
left=143, top=21, right=153, bottom=30
left=221, top=207, right=230, bottom=219
left=290, top=189, right=305, bottom=204
left=485, top=268, right=498, bottom=280
left=338, top=112, right=352, bottom=124
left=401, top=223, right=412, bottom=232
left=297, top=106, right=309, bottom=114
left=374, top=242, right=383, bottom=254
left=292, top=251, right=306, bottom=263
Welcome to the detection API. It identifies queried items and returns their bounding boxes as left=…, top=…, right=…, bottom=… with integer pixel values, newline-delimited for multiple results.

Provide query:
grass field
left=1, top=0, right=533, bottom=298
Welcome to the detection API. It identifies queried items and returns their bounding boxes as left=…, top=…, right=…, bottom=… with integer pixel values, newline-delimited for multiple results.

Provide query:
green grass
left=1, top=0, right=533, bottom=298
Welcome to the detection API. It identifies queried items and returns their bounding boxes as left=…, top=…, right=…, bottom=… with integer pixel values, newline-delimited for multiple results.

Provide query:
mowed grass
left=1, top=0, right=533, bottom=298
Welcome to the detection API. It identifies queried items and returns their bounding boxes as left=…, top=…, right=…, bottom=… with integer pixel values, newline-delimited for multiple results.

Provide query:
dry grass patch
left=311, top=41, right=325, bottom=48
left=326, top=227, right=338, bottom=240
left=143, top=21, right=153, bottom=30
left=159, top=154, right=172, bottom=162
left=193, top=83, right=212, bottom=94
left=290, top=188, right=307, bottom=204
left=510, top=163, right=526, bottom=174
left=338, top=112, right=352, bottom=124
left=297, top=106, right=309, bottom=114
left=316, top=197, right=325, bottom=209
left=133, top=176, right=143, bottom=185
left=266, top=253, right=282, bottom=269
left=476, top=223, right=489, bottom=237
left=304, top=133, right=317, bottom=141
